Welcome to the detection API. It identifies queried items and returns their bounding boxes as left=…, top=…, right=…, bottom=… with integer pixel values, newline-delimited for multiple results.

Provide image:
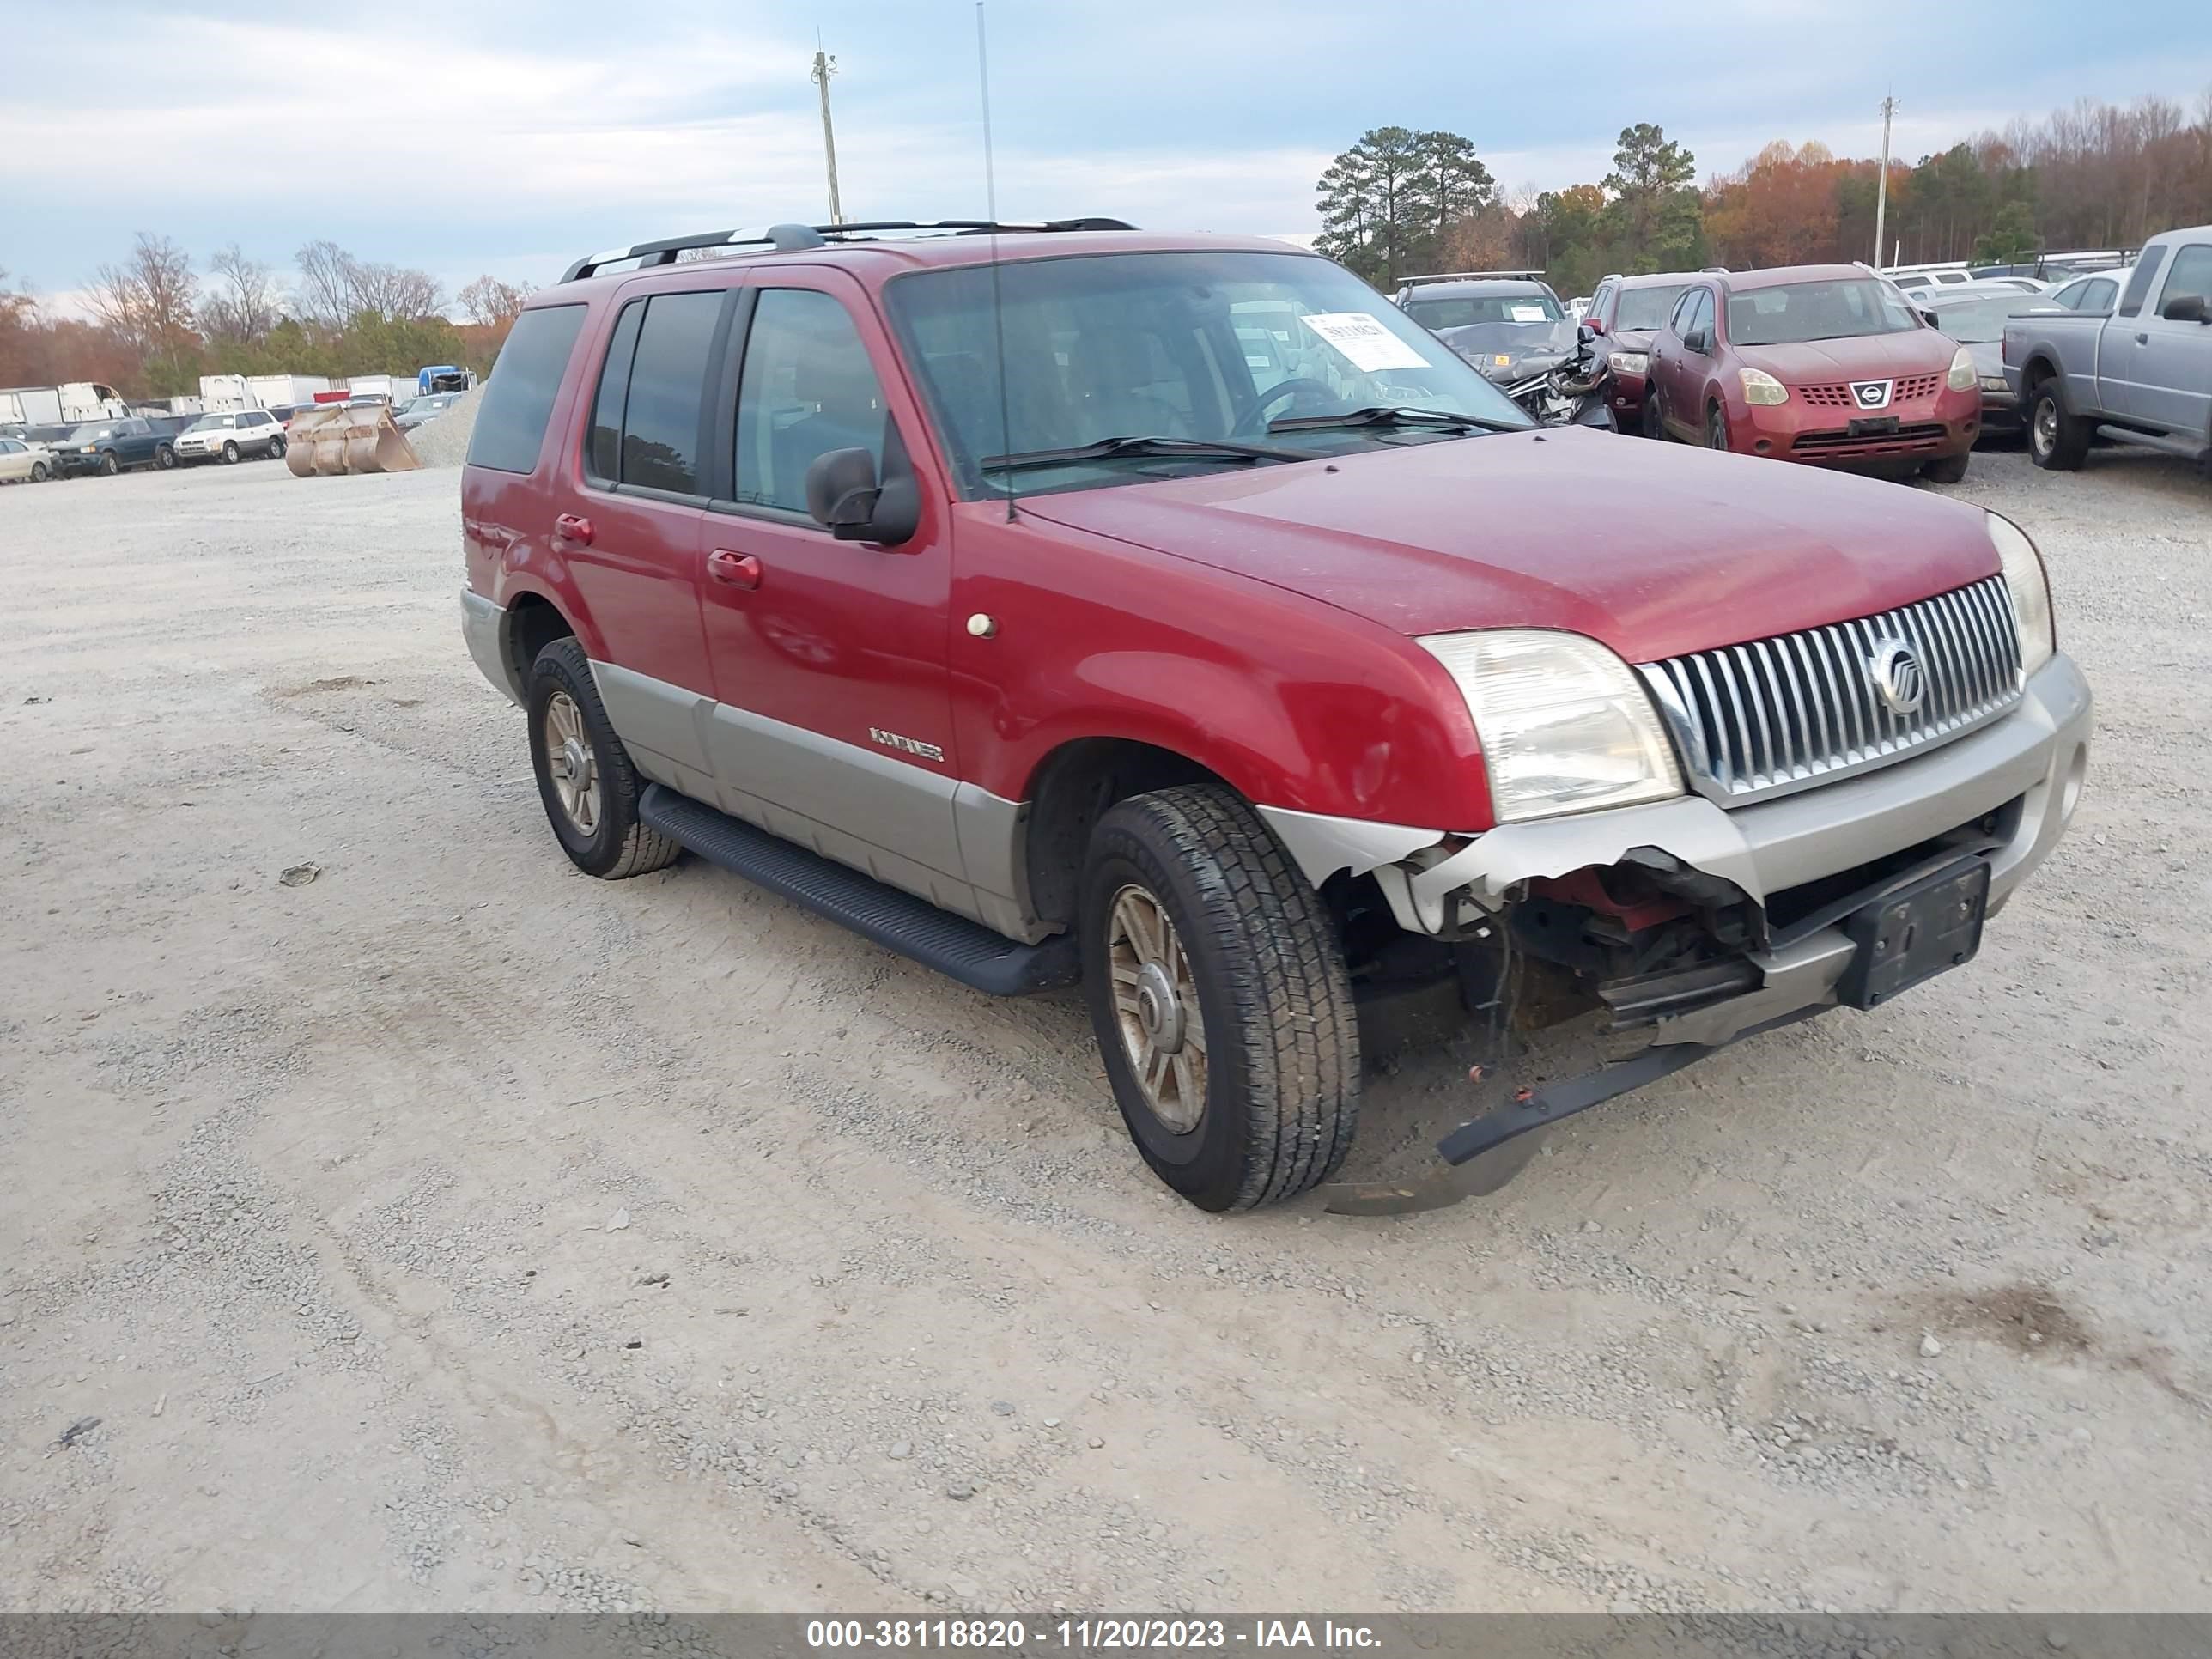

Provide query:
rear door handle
left=553, top=514, right=595, bottom=544
left=708, top=549, right=763, bottom=589
left=2135, top=332, right=2149, bottom=345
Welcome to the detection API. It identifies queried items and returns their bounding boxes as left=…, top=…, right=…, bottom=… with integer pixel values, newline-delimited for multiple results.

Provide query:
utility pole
left=811, top=46, right=843, bottom=226
left=1874, top=93, right=1897, bottom=270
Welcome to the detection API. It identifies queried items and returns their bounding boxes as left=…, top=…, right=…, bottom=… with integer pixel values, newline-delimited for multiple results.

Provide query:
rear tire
left=2027, top=382, right=2088, bottom=471
left=1080, top=784, right=1359, bottom=1212
left=526, top=637, right=680, bottom=880
left=155, top=445, right=176, bottom=470
left=270, top=434, right=287, bottom=459
left=1921, top=451, right=1971, bottom=483
left=29, top=461, right=46, bottom=483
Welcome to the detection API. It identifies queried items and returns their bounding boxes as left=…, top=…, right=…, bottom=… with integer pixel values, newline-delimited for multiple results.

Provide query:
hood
left=1437, top=318, right=1577, bottom=377
left=1736, top=329, right=1957, bottom=383
left=1017, top=429, right=2001, bottom=664
left=1965, top=338, right=2004, bottom=377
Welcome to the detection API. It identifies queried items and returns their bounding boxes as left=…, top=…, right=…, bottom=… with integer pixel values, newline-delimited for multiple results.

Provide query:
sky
left=6, top=0, right=2209, bottom=315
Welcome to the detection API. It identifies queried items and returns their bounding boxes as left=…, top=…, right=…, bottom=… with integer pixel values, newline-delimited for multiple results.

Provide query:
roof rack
left=1397, top=270, right=1545, bottom=288
left=560, top=218, right=1139, bottom=283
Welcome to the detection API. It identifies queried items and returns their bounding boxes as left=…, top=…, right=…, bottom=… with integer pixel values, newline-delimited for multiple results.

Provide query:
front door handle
left=2135, top=332, right=2149, bottom=345
left=708, top=549, right=763, bottom=589
left=553, top=513, right=595, bottom=544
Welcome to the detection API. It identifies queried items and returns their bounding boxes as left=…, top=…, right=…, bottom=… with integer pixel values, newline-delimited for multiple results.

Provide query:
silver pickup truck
left=2004, top=222, right=2211, bottom=474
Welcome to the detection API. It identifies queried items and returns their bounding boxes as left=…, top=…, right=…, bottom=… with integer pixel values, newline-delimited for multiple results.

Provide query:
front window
left=1726, top=279, right=1919, bottom=347
left=1614, top=283, right=1689, bottom=332
left=1401, top=289, right=1563, bottom=330
left=886, top=250, right=1531, bottom=497
left=1925, top=295, right=2044, bottom=343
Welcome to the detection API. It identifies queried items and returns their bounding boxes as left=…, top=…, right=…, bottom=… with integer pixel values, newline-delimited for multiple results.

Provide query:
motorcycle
left=1502, top=325, right=1617, bottom=430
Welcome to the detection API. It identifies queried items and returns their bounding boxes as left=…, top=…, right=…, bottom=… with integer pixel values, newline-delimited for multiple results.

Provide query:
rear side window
left=468, top=303, right=586, bottom=473
left=584, top=291, right=722, bottom=495
left=2116, top=252, right=2166, bottom=319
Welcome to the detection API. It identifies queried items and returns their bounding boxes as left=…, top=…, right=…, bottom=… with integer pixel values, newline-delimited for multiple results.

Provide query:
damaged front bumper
left=1259, top=652, right=2093, bottom=1213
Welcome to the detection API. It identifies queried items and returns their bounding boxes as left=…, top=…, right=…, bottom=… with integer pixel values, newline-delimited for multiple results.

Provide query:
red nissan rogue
left=460, top=220, right=2088, bottom=1215
left=1644, top=264, right=1981, bottom=479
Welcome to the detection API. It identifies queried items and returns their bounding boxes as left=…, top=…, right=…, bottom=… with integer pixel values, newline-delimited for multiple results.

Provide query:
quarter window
left=468, top=303, right=587, bottom=474
left=732, top=289, right=889, bottom=515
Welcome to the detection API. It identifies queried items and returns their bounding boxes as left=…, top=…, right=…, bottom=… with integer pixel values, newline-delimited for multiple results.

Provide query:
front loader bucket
left=283, top=403, right=419, bottom=477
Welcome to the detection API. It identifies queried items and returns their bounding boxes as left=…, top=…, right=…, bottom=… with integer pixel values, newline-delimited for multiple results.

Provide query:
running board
left=638, top=785, right=1079, bottom=997
left=2094, top=422, right=2210, bottom=461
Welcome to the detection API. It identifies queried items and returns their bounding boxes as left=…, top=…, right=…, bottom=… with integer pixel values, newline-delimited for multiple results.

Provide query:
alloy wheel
left=1105, top=882, right=1207, bottom=1133
left=541, top=691, right=602, bottom=836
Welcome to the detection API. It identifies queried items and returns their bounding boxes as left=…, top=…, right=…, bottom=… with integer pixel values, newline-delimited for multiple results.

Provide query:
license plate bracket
left=1838, top=858, right=1990, bottom=1009
left=1848, top=415, right=1900, bottom=437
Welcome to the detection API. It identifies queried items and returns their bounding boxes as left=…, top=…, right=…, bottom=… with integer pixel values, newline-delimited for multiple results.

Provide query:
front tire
left=100, top=452, right=118, bottom=477
left=1706, top=403, right=1731, bottom=452
left=1641, top=394, right=1667, bottom=441
left=221, top=441, right=240, bottom=465
left=526, top=637, right=680, bottom=880
left=1080, top=785, right=1359, bottom=1212
left=2027, top=383, right=2088, bottom=471
left=1921, top=451, right=1971, bottom=484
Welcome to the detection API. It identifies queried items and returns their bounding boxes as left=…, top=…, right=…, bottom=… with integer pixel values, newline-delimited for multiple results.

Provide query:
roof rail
left=1397, top=270, right=1545, bottom=288
left=560, top=218, right=1139, bottom=283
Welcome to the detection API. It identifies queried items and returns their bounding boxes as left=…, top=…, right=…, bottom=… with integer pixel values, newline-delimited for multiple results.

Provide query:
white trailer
left=58, top=382, right=127, bottom=422
left=344, top=374, right=398, bottom=403
left=199, top=374, right=250, bottom=412
left=1, top=386, right=66, bottom=425
left=246, top=374, right=330, bottom=409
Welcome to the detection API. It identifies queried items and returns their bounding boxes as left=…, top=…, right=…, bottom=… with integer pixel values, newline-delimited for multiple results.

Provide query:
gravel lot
left=1, top=448, right=2207, bottom=1616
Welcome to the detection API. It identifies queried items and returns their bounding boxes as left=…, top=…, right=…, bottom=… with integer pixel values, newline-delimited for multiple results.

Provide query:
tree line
left=1317, top=89, right=2212, bottom=299
left=0, top=237, right=532, bottom=402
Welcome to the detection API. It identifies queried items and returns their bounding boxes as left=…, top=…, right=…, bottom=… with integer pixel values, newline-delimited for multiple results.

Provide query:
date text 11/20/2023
left=805, top=1620, right=1384, bottom=1650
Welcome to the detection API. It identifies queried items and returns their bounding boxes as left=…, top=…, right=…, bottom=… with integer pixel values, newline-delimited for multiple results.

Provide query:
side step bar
left=2094, top=422, right=2211, bottom=462
left=638, top=785, right=1079, bottom=997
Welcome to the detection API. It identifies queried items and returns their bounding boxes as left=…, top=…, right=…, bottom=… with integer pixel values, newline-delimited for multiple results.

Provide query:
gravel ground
left=0, top=447, right=2207, bottom=1616
left=406, top=384, right=485, bottom=468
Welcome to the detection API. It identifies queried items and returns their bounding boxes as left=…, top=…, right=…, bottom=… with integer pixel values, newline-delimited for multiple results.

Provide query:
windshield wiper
left=981, top=434, right=1307, bottom=470
left=1267, top=405, right=1521, bottom=434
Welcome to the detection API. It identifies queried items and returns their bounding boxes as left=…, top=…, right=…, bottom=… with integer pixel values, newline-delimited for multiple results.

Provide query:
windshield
left=1402, top=289, right=1563, bottom=329
left=885, top=250, right=1531, bottom=497
left=186, top=414, right=239, bottom=431
left=1727, top=279, right=1920, bottom=347
left=1926, top=295, right=2045, bottom=343
left=1614, top=284, right=1689, bottom=331
left=69, top=424, right=112, bottom=441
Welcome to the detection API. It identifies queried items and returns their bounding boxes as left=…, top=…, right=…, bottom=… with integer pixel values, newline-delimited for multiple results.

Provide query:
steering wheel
left=1230, top=376, right=1340, bottom=438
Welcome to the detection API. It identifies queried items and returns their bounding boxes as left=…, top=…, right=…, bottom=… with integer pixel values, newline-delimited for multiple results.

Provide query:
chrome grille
left=1639, top=575, right=2022, bottom=806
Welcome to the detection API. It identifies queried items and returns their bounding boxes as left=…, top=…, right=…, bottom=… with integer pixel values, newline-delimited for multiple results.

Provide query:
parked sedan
left=1582, top=271, right=1696, bottom=433
left=393, top=392, right=462, bottom=432
left=1644, top=264, right=1981, bottom=481
left=0, top=437, right=53, bottom=483
left=1917, top=288, right=2057, bottom=437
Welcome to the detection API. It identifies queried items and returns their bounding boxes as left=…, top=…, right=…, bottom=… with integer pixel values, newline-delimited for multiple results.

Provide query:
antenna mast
left=1874, top=93, right=1896, bottom=270
left=811, top=46, right=844, bottom=226
left=977, top=1, right=1015, bottom=520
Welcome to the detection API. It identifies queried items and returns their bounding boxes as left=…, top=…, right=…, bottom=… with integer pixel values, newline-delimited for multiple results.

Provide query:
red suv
left=1581, top=271, right=1698, bottom=432
left=1644, top=264, right=1981, bottom=479
left=461, top=221, right=2089, bottom=1215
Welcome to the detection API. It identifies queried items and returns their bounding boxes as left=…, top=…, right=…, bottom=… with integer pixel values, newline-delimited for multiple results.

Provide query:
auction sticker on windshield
left=1509, top=304, right=1547, bottom=322
left=1299, top=312, right=1430, bottom=373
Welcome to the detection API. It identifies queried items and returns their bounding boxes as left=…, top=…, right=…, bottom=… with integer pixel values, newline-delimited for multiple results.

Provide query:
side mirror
left=1577, top=322, right=1598, bottom=344
left=1682, top=328, right=1711, bottom=356
left=802, top=444, right=918, bottom=545
left=2164, top=293, right=2209, bottom=324
left=1917, top=308, right=1941, bottom=329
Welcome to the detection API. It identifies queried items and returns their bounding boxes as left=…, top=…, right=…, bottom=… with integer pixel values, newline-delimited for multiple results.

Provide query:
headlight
left=1947, top=345, right=1977, bottom=392
left=1739, top=368, right=1789, bottom=405
left=1978, top=374, right=2009, bottom=392
left=1986, top=512, right=2053, bottom=676
left=1418, top=630, right=1683, bottom=823
left=1607, top=350, right=1650, bottom=374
